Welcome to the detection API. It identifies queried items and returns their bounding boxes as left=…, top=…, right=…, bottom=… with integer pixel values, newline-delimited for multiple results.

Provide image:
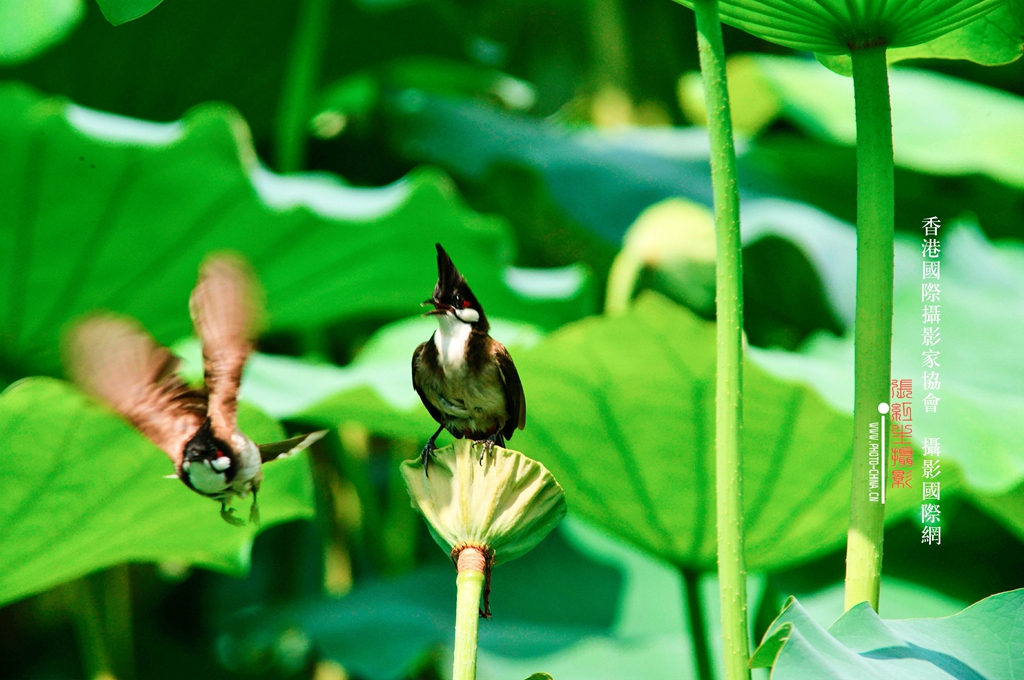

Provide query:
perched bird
left=67, top=255, right=325, bottom=526
left=412, top=243, right=526, bottom=469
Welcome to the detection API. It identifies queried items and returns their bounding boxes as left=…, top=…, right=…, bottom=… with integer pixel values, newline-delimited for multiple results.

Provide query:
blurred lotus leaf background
left=1, top=0, right=1022, bottom=678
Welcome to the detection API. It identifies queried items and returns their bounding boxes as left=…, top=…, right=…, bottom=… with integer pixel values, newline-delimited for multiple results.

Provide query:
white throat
left=434, top=313, right=473, bottom=371
left=186, top=459, right=228, bottom=494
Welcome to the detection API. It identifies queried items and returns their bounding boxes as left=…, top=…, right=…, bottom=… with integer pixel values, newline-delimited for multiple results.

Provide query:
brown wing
left=494, top=342, right=526, bottom=440
left=66, top=315, right=206, bottom=466
left=412, top=340, right=444, bottom=425
left=189, top=254, right=263, bottom=442
left=258, top=430, right=328, bottom=463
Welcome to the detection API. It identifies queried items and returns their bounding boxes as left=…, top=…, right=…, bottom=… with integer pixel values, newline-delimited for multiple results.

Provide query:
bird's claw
left=478, top=438, right=496, bottom=464
left=220, top=503, right=245, bottom=527
left=421, top=441, right=437, bottom=476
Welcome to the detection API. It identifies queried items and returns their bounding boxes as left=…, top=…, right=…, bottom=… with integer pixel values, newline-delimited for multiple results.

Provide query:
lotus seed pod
left=401, top=439, right=566, bottom=565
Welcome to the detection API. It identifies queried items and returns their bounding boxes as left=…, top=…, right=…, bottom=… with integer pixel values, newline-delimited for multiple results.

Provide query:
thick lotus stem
left=275, top=0, right=332, bottom=172
left=452, top=546, right=488, bottom=680
left=693, top=1, right=751, bottom=678
left=844, top=45, right=895, bottom=613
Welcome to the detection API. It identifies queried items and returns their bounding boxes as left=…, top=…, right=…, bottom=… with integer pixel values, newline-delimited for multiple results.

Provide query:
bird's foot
left=477, top=437, right=497, bottom=464
left=421, top=440, right=437, bottom=476
left=220, top=502, right=245, bottom=527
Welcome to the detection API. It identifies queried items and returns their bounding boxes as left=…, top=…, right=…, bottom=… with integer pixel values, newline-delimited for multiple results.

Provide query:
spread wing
left=258, top=430, right=328, bottom=463
left=189, top=254, right=263, bottom=443
left=494, top=342, right=526, bottom=440
left=66, top=315, right=206, bottom=466
left=412, top=340, right=444, bottom=425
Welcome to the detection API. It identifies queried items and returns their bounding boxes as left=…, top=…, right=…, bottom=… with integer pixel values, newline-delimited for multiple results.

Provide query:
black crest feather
left=432, top=243, right=487, bottom=330
left=434, top=243, right=463, bottom=298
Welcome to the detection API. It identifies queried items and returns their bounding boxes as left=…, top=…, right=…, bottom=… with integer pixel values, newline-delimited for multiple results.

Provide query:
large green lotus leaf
left=973, top=481, right=1024, bottom=543
left=748, top=217, right=1024, bottom=564
left=752, top=55, right=1024, bottom=189
left=0, top=83, right=592, bottom=380
left=93, top=0, right=160, bottom=24
left=888, top=1, right=1023, bottom=65
left=751, top=223, right=1024, bottom=501
left=510, top=294, right=925, bottom=570
left=818, top=2, right=1024, bottom=75
left=0, top=0, right=83, bottom=64
left=787, top=576, right=967, bottom=628
left=750, top=589, right=1024, bottom=678
left=0, top=377, right=314, bottom=607
left=673, top=0, right=1003, bottom=55
left=0, top=0, right=462, bottom=142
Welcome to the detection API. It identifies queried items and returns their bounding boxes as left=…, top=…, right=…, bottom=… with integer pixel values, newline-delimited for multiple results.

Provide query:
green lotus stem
left=682, top=568, right=713, bottom=680
left=692, top=1, right=750, bottom=679
left=844, top=45, right=894, bottom=613
left=102, top=566, right=134, bottom=679
left=587, top=0, right=632, bottom=94
left=67, top=578, right=115, bottom=680
left=276, top=0, right=332, bottom=172
left=453, top=547, right=487, bottom=680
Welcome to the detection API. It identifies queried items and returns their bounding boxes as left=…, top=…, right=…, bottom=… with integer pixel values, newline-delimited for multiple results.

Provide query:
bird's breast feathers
left=420, top=360, right=506, bottom=432
left=417, top=319, right=511, bottom=435
left=185, top=458, right=230, bottom=494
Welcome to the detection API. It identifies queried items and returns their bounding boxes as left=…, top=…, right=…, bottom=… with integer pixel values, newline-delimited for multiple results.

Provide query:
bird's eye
left=453, top=293, right=462, bottom=305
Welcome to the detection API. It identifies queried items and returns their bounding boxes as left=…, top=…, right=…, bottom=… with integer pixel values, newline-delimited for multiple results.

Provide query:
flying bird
left=67, top=255, right=325, bottom=526
left=412, top=243, right=526, bottom=469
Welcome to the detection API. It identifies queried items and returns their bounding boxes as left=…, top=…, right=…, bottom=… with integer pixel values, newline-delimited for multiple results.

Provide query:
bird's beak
left=422, top=299, right=451, bottom=316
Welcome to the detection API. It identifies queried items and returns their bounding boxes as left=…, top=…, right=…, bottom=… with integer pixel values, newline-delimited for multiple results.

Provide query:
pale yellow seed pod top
left=401, top=440, right=566, bottom=565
